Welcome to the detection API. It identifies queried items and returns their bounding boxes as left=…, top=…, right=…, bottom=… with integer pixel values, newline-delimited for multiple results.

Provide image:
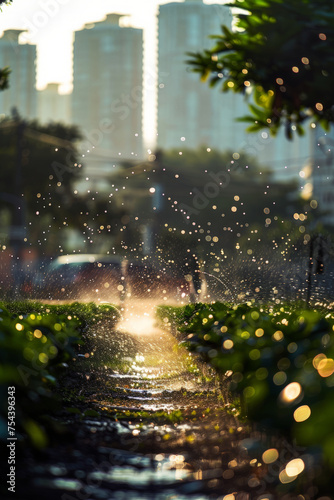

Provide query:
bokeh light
left=293, top=405, right=311, bottom=422
left=285, top=458, right=305, bottom=477
left=280, top=382, right=302, bottom=404
left=262, top=448, right=279, bottom=464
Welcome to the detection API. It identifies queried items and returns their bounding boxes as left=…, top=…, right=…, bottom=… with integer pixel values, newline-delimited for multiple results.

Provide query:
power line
left=24, top=128, right=75, bottom=149
left=0, top=119, right=76, bottom=148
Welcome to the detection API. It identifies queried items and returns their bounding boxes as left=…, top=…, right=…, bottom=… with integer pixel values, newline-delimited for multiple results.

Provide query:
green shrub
left=161, top=302, right=334, bottom=468
left=0, top=301, right=120, bottom=448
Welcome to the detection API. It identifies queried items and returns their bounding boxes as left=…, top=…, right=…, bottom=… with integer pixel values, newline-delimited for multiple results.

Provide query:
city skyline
left=0, top=0, right=227, bottom=146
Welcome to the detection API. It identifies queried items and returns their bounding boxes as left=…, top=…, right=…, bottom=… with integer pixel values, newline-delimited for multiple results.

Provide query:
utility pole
left=306, top=234, right=327, bottom=308
left=10, top=118, right=27, bottom=295
left=0, top=116, right=27, bottom=247
left=142, top=150, right=165, bottom=258
left=306, top=236, right=314, bottom=308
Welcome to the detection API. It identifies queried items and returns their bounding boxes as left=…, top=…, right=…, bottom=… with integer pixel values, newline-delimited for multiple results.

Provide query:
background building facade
left=37, top=83, right=71, bottom=125
left=309, top=126, right=334, bottom=226
left=72, top=14, right=144, bottom=172
left=0, top=29, right=36, bottom=120
left=157, top=0, right=250, bottom=152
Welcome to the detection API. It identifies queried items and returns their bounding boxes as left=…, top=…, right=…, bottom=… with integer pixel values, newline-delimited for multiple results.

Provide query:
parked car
left=30, top=254, right=191, bottom=303
left=32, top=254, right=122, bottom=301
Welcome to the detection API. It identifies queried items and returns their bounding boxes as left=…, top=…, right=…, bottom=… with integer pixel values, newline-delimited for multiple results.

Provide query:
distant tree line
left=0, top=115, right=127, bottom=255
left=117, top=147, right=309, bottom=274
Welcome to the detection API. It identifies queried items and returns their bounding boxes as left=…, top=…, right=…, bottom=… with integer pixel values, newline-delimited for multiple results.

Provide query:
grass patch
left=0, top=300, right=120, bottom=449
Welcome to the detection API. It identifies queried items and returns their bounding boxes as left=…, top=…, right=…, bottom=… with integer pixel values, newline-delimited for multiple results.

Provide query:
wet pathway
left=13, top=303, right=258, bottom=500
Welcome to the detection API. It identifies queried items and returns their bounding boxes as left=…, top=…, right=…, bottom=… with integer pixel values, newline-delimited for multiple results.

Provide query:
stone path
left=10, top=303, right=264, bottom=500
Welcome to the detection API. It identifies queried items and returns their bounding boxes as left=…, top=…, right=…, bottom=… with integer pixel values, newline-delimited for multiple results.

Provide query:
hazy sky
left=0, top=0, right=225, bottom=145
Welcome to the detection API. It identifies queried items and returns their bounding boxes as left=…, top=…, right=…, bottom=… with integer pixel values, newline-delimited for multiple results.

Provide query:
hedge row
left=0, top=301, right=120, bottom=448
left=157, top=302, right=334, bottom=488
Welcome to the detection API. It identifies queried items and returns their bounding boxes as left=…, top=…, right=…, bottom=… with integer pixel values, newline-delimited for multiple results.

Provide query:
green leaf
left=64, top=407, right=82, bottom=415
left=23, top=419, right=48, bottom=449
left=83, top=409, right=100, bottom=418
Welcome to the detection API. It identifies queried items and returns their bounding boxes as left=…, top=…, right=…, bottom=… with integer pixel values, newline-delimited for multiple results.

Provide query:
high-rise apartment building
left=0, top=29, right=37, bottom=119
left=72, top=14, right=143, bottom=166
left=308, top=125, right=334, bottom=226
left=37, top=83, right=71, bottom=125
left=157, top=0, right=250, bottom=152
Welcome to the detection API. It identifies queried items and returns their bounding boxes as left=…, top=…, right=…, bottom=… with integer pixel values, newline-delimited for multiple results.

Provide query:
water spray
left=199, top=270, right=237, bottom=302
